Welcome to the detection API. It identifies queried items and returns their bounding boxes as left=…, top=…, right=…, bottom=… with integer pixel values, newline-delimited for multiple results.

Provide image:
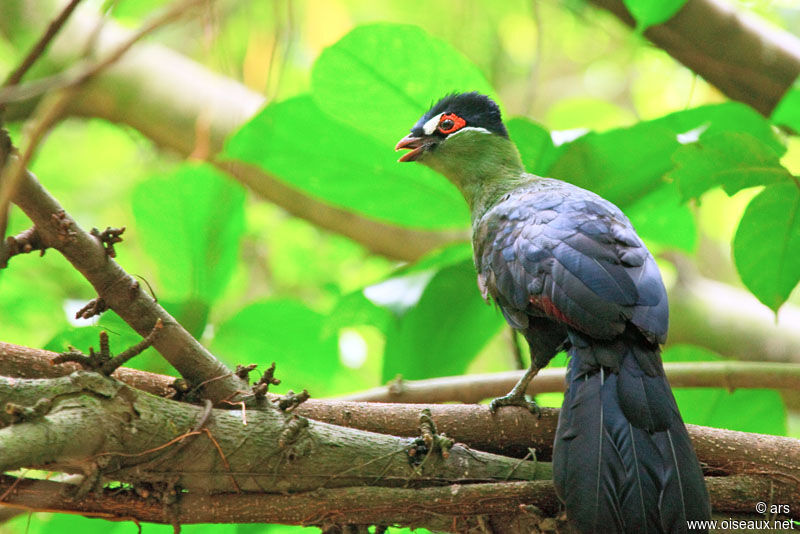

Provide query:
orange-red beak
left=395, top=134, right=432, bottom=162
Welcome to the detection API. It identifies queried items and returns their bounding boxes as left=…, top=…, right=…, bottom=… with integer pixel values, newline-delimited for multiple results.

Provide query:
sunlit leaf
left=6, top=512, right=125, bottom=534
left=225, top=95, right=468, bottom=229
left=382, top=259, right=504, bottom=381
left=623, top=0, right=687, bottom=31
left=663, top=345, right=786, bottom=435
left=669, top=131, right=791, bottom=201
left=547, top=102, right=783, bottom=209
left=625, top=182, right=696, bottom=252
left=311, top=23, right=496, bottom=146
left=506, top=117, right=565, bottom=176
left=211, top=299, right=343, bottom=396
left=655, top=102, right=784, bottom=155
left=548, top=122, right=679, bottom=207
left=733, top=182, right=800, bottom=312
left=771, top=76, right=800, bottom=132
left=132, top=163, right=245, bottom=303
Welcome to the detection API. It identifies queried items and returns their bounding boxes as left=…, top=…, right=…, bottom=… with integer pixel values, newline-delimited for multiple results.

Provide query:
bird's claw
left=489, top=393, right=541, bottom=417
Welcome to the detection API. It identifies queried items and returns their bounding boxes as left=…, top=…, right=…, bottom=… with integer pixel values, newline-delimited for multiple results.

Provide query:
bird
left=395, top=92, right=710, bottom=533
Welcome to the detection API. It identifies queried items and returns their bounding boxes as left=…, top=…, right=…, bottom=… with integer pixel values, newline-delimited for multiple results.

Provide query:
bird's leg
left=489, top=363, right=541, bottom=415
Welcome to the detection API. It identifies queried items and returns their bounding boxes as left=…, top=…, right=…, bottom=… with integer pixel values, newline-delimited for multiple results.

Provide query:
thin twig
left=0, top=0, right=207, bottom=106
left=0, top=87, right=78, bottom=243
left=1, top=0, right=84, bottom=89
left=337, top=360, right=800, bottom=404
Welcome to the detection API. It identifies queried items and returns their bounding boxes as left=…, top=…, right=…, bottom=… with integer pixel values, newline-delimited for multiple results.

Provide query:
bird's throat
left=418, top=130, right=531, bottom=221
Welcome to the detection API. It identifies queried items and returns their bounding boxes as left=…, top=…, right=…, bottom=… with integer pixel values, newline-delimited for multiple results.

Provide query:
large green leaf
left=311, top=23, right=496, bottom=146
left=132, top=163, right=245, bottom=303
left=211, top=299, right=344, bottom=396
left=548, top=122, right=679, bottom=207
left=772, top=76, right=800, bottom=132
left=382, top=259, right=504, bottom=381
left=733, top=182, right=800, bottom=312
left=625, top=182, right=696, bottom=252
left=225, top=95, right=468, bottom=229
left=547, top=103, right=782, bottom=208
left=662, top=345, right=786, bottom=435
left=669, top=131, right=791, bottom=201
left=654, top=102, right=784, bottom=155
left=324, top=243, right=472, bottom=335
left=623, top=0, right=687, bottom=31
left=506, top=117, right=565, bottom=176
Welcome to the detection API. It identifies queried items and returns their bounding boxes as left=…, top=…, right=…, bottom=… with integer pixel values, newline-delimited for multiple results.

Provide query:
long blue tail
left=552, top=333, right=710, bottom=533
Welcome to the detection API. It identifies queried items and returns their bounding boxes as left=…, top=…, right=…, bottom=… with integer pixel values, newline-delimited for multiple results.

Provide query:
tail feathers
left=553, top=343, right=710, bottom=534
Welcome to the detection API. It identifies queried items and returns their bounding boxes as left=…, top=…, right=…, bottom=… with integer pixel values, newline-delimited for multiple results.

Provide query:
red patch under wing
left=530, top=294, right=576, bottom=328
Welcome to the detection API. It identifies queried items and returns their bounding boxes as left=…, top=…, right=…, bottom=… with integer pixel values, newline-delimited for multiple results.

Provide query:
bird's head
left=395, top=92, right=508, bottom=163
left=395, top=92, right=524, bottom=215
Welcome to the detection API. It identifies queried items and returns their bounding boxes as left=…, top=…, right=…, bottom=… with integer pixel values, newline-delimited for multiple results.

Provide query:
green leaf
left=132, top=163, right=245, bottom=303
left=324, top=243, right=472, bottom=336
left=625, top=182, right=696, bottom=252
left=506, top=117, right=565, bottom=176
left=772, top=76, right=800, bottom=132
left=662, top=345, right=786, bottom=435
left=549, top=123, right=679, bottom=207
left=546, top=102, right=783, bottom=209
left=7, top=512, right=125, bottom=534
left=391, top=241, right=473, bottom=277
left=623, top=0, right=687, bottom=31
left=324, top=290, right=395, bottom=336
left=655, top=102, right=784, bottom=155
left=225, top=95, right=468, bottom=230
left=382, top=259, right=504, bottom=381
left=311, top=23, right=496, bottom=146
left=733, top=182, right=800, bottom=312
left=211, top=299, right=344, bottom=396
left=669, top=131, right=791, bottom=201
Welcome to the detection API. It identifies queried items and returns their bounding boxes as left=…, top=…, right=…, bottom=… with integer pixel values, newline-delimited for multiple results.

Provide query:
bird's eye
left=438, top=113, right=466, bottom=134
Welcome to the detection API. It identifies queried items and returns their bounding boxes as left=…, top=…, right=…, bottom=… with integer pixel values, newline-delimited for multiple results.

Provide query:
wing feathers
left=476, top=182, right=667, bottom=342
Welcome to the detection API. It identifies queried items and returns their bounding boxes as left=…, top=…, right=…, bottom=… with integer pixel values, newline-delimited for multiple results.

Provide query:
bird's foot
left=489, top=392, right=540, bottom=417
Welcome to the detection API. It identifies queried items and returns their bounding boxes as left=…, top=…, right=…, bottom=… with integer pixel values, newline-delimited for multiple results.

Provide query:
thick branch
left=669, top=275, right=800, bottom=364
left=0, top=372, right=796, bottom=529
left=0, top=475, right=784, bottom=530
left=2, top=345, right=798, bottom=484
left=0, top=374, right=545, bottom=494
left=587, top=0, right=800, bottom=117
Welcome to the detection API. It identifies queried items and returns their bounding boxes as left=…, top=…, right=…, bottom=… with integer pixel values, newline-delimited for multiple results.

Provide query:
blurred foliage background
left=2, top=0, right=800, bottom=532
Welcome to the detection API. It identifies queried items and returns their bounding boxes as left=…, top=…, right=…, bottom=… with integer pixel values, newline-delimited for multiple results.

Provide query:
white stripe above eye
left=422, top=113, right=443, bottom=135
left=447, top=126, right=492, bottom=137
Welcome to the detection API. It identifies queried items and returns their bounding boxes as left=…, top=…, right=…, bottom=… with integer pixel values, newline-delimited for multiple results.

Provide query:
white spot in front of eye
left=422, top=113, right=443, bottom=135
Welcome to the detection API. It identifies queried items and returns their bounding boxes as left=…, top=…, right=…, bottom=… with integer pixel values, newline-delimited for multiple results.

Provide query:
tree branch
left=0, top=373, right=545, bottom=493
left=0, top=158, right=245, bottom=403
left=586, top=0, right=800, bottom=117
left=669, top=274, right=800, bottom=364
left=2, top=343, right=798, bottom=483
left=0, top=370, right=797, bottom=529
left=1, top=0, right=82, bottom=89
left=338, top=360, right=800, bottom=404
left=0, top=475, right=784, bottom=531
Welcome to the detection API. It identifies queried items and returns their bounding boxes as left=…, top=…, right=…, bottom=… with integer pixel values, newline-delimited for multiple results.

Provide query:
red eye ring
left=438, top=113, right=466, bottom=134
